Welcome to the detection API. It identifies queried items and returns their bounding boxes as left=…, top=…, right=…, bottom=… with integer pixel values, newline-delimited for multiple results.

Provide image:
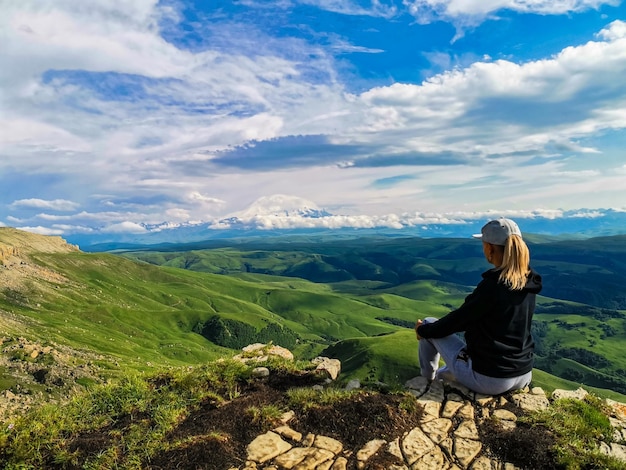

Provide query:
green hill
left=121, top=233, right=626, bottom=397
left=2, top=227, right=626, bottom=411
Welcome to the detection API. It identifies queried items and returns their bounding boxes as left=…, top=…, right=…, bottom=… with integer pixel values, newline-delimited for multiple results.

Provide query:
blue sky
left=1, top=0, right=626, bottom=236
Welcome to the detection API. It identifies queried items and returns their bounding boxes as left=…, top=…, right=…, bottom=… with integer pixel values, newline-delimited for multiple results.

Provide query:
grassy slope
left=122, top=236, right=626, bottom=399
left=2, top=229, right=626, bottom=401
left=2, top=249, right=431, bottom=376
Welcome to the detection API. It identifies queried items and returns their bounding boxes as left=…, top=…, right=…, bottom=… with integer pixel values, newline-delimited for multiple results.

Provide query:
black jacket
left=417, top=268, right=542, bottom=378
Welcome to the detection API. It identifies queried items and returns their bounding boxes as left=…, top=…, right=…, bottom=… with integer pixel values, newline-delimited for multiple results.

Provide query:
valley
left=1, top=227, right=626, bottom=420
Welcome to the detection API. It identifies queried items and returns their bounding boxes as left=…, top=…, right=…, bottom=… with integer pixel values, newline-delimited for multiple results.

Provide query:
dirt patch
left=291, top=392, right=422, bottom=450
left=479, top=419, right=560, bottom=470
left=147, top=376, right=424, bottom=470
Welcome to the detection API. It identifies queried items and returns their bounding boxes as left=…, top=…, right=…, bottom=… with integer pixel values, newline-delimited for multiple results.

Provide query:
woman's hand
left=415, top=319, right=423, bottom=341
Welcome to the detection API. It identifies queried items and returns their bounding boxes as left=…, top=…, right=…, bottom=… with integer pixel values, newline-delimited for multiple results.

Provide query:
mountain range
left=51, top=195, right=626, bottom=250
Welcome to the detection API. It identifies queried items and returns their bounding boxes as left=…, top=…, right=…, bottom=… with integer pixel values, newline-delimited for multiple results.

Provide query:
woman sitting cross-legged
left=415, top=218, right=542, bottom=395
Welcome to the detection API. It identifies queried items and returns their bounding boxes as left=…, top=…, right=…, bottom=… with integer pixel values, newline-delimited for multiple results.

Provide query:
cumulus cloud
left=353, top=23, right=626, bottom=161
left=2, top=2, right=625, bottom=236
left=597, top=19, right=626, bottom=40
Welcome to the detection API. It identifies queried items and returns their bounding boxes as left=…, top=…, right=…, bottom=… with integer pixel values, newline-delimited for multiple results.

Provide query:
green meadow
left=1, top=229, right=626, bottom=402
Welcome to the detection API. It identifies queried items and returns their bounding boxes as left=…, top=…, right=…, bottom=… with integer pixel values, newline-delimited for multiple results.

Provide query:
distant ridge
left=0, top=227, right=80, bottom=256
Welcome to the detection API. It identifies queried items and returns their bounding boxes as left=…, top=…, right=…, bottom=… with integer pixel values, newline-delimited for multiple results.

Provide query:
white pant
left=418, top=317, right=532, bottom=395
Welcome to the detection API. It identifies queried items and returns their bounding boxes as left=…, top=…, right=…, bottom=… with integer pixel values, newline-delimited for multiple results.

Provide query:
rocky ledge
left=231, top=345, right=626, bottom=470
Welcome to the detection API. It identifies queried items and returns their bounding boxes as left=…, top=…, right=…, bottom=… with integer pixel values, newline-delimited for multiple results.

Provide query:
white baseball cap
left=473, top=218, right=522, bottom=246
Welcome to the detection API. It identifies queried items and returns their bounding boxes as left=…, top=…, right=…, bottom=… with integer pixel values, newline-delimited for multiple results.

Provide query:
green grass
left=3, top=231, right=626, bottom=401
left=530, top=369, right=626, bottom=402
left=0, top=360, right=254, bottom=469
left=286, top=386, right=363, bottom=411
left=522, top=395, right=624, bottom=470
left=1, top=357, right=624, bottom=470
left=321, top=329, right=420, bottom=386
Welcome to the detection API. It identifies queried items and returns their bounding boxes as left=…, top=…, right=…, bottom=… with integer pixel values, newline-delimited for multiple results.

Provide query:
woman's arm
left=417, top=277, right=497, bottom=339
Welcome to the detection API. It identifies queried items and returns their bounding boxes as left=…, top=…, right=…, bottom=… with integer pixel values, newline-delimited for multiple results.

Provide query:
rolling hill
left=121, top=233, right=626, bottom=398
left=1, top=227, right=626, bottom=416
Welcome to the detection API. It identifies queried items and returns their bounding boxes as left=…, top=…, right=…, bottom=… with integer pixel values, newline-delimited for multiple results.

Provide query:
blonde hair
left=495, top=234, right=531, bottom=290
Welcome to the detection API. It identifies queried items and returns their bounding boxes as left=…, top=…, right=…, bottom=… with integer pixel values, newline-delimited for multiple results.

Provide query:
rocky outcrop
left=237, top=378, right=626, bottom=470
left=0, top=228, right=79, bottom=256
left=0, top=336, right=109, bottom=420
left=231, top=344, right=626, bottom=470
left=0, top=229, right=77, bottom=295
left=0, top=244, right=20, bottom=264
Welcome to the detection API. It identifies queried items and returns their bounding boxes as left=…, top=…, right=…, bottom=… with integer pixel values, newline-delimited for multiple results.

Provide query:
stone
left=356, top=439, right=387, bottom=466
left=312, top=357, right=341, bottom=380
left=273, top=448, right=311, bottom=468
left=274, top=426, right=303, bottom=442
left=387, top=438, right=403, bottom=460
left=246, top=431, right=292, bottom=463
left=411, top=446, right=447, bottom=470
left=280, top=410, right=295, bottom=424
left=469, top=456, right=493, bottom=470
left=421, top=417, right=453, bottom=443
left=454, top=437, right=482, bottom=468
left=454, top=420, right=479, bottom=440
left=314, top=435, right=343, bottom=454
left=446, top=381, right=475, bottom=398
left=301, top=433, right=315, bottom=447
left=606, top=443, right=626, bottom=462
left=552, top=387, right=588, bottom=401
left=267, top=345, right=294, bottom=361
left=345, top=379, right=361, bottom=391
left=439, top=437, right=454, bottom=459
left=401, top=427, right=435, bottom=465
left=330, top=457, right=348, bottom=470
left=316, top=461, right=334, bottom=470
left=417, top=382, right=444, bottom=418
left=457, top=403, right=475, bottom=420
left=251, top=367, right=270, bottom=378
left=475, top=394, right=493, bottom=406
left=511, top=391, right=549, bottom=412
left=232, top=374, right=626, bottom=470
left=491, top=409, right=517, bottom=422
left=405, top=376, right=430, bottom=395
left=236, top=343, right=294, bottom=363
left=285, top=447, right=334, bottom=470
left=442, top=394, right=465, bottom=418
left=607, top=399, right=626, bottom=420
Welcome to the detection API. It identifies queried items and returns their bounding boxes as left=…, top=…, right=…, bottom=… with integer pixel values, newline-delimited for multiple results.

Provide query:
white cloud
left=187, top=192, right=226, bottom=205
left=18, top=226, right=66, bottom=236
left=353, top=26, right=626, bottom=159
left=597, top=19, right=626, bottom=40
left=10, top=198, right=80, bottom=211
left=298, top=0, right=397, bottom=18
left=2, top=2, right=625, bottom=236
left=403, top=0, right=618, bottom=24
left=102, top=222, right=148, bottom=234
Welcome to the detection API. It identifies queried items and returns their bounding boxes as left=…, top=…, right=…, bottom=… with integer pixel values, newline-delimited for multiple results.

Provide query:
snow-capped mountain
left=43, top=195, right=626, bottom=251
left=229, top=195, right=332, bottom=220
